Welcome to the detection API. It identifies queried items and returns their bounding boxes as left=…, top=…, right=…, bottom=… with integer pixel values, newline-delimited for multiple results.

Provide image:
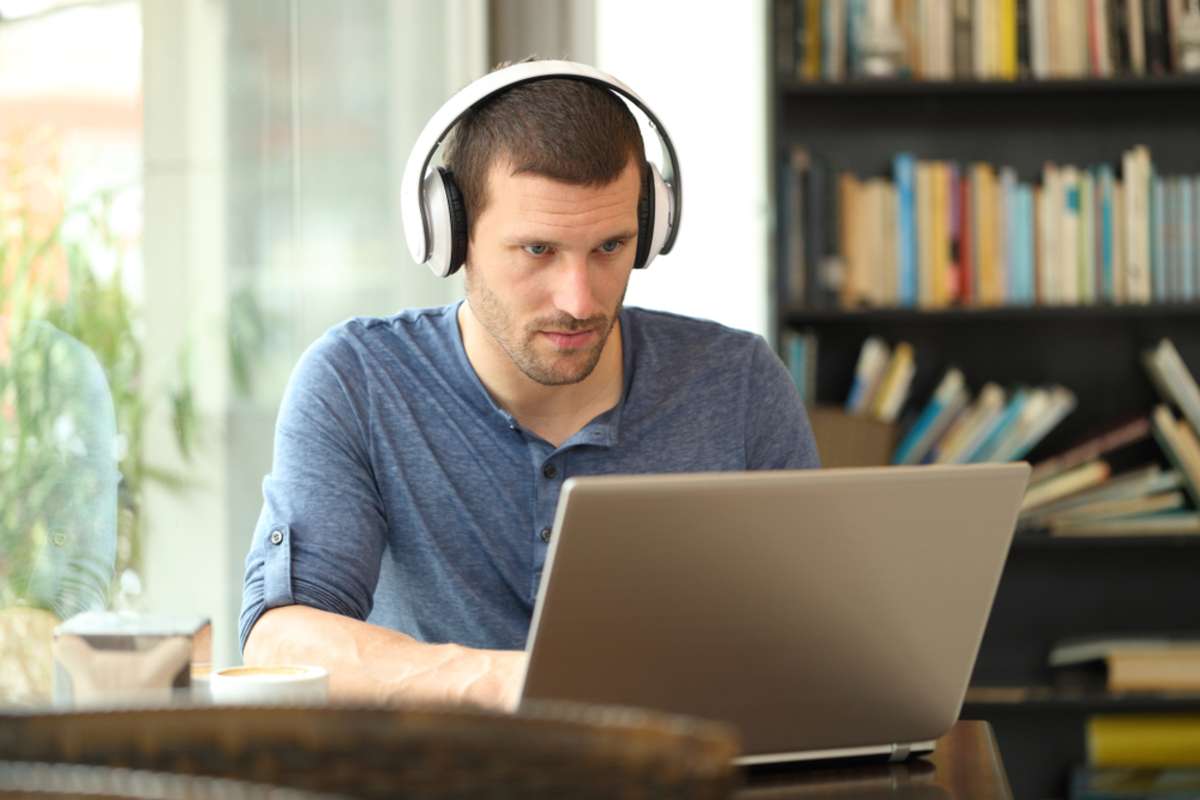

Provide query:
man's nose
left=551, top=255, right=603, bottom=321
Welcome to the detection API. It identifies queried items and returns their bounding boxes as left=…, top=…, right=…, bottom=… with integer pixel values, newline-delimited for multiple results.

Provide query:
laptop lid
left=517, top=463, right=1030, bottom=762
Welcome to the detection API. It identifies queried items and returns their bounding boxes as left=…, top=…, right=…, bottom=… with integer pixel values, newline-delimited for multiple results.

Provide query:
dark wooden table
left=735, top=722, right=1012, bottom=799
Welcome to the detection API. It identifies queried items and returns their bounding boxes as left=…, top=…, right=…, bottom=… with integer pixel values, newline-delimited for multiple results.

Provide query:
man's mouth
left=540, top=329, right=598, bottom=349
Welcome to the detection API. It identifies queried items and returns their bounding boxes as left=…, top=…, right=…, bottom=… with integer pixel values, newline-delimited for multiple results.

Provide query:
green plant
left=0, top=128, right=197, bottom=617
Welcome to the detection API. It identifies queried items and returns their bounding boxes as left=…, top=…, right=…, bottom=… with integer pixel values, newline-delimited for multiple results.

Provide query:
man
left=240, top=63, right=820, bottom=711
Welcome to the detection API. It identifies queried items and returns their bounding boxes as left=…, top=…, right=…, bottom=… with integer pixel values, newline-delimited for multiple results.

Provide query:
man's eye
left=598, top=240, right=624, bottom=254
left=523, top=244, right=550, bottom=257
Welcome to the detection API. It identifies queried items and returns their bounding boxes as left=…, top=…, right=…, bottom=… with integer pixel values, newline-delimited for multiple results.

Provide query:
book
left=782, top=145, right=810, bottom=304
left=784, top=329, right=819, bottom=406
left=1124, top=145, right=1153, bottom=303
left=1046, top=490, right=1186, bottom=529
left=980, top=387, right=1051, bottom=462
left=1149, top=404, right=1200, bottom=507
left=1070, top=766, right=1200, bottom=800
left=846, top=336, right=891, bottom=415
left=1099, top=164, right=1117, bottom=301
left=1020, top=464, right=1178, bottom=526
left=894, top=153, right=919, bottom=306
left=972, top=387, right=1031, bottom=462
left=870, top=341, right=916, bottom=423
left=1051, top=635, right=1200, bottom=692
left=1145, top=338, right=1200, bottom=437
left=1021, top=460, right=1112, bottom=512
left=1051, top=511, right=1200, bottom=536
left=1152, top=172, right=1168, bottom=301
left=1193, top=175, right=1200, bottom=302
left=892, top=367, right=969, bottom=465
left=1062, top=166, right=1083, bottom=304
left=1005, top=385, right=1078, bottom=461
left=1088, top=714, right=1200, bottom=767
left=1029, top=416, right=1152, bottom=484
left=934, top=382, right=1007, bottom=463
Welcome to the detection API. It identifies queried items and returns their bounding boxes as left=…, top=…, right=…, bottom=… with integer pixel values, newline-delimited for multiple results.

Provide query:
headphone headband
left=401, top=60, right=682, bottom=267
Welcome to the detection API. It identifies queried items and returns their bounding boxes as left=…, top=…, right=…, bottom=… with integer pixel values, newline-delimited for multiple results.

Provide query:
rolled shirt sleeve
left=239, top=331, right=389, bottom=653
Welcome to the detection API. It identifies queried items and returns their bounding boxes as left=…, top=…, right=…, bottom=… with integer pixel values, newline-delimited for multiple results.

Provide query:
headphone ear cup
left=440, top=168, right=469, bottom=276
left=638, top=163, right=671, bottom=271
left=633, top=166, right=655, bottom=270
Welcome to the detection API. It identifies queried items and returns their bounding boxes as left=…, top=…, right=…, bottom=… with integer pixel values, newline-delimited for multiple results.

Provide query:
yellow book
left=870, top=342, right=916, bottom=422
left=1088, top=715, right=1200, bottom=767
left=999, top=0, right=1018, bottom=78
left=974, top=164, right=999, bottom=306
left=803, top=0, right=822, bottom=80
left=1150, top=405, right=1200, bottom=508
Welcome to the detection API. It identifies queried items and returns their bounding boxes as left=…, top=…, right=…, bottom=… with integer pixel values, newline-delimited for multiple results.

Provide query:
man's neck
left=457, top=302, right=624, bottom=447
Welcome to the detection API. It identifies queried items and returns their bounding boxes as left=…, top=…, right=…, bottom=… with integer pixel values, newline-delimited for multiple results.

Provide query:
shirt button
left=542, top=463, right=558, bottom=479
left=539, top=526, right=552, bottom=543
left=269, top=529, right=284, bottom=545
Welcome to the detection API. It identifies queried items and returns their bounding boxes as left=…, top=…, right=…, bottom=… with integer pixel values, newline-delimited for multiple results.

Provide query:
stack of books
left=1050, top=635, right=1200, bottom=692
left=779, top=145, right=1200, bottom=310
left=1018, top=338, right=1200, bottom=536
left=774, top=0, right=1200, bottom=82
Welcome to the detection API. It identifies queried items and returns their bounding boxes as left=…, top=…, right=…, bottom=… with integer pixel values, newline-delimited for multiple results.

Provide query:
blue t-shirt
left=239, top=302, right=820, bottom=652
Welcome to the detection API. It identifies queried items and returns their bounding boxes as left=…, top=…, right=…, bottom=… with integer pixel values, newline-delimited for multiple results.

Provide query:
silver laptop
left=517, top=463, right=1030, bottom=765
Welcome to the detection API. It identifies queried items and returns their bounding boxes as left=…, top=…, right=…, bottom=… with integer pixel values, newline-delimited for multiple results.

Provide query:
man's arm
left=244, top=605, right=526, bottom=711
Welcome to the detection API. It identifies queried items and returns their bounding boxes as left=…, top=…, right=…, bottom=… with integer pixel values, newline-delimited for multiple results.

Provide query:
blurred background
left=0, top=0, right=772, bottom=671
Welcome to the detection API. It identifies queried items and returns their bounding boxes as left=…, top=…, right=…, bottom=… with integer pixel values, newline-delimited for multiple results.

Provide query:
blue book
left=1152, top=173, right=1167, bottom=302
left=1099, top=165, right=1116, bottom=303
left=1193, top=175, right=1200, bottom=301
left=1010, top=184, right=1027, bottom=304
left=1183, top=178, right=1195, bottom=302
left=894, top=153, right=918, bottom=307
left=1020, top=185, right=1037, bottom=305
left=971, top=389, right=1030, bottom=463
left=892, top=369, right=965, bottom=465
left=847, top=0, right=867, bottom=76
left=1002, top=168, right=1019, bottom=304
left=786, top=333, right=808, bottom=401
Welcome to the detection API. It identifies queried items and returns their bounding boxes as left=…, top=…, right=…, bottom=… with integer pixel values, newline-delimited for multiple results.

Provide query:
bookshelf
left=771, top=12, right=1200, bottom=800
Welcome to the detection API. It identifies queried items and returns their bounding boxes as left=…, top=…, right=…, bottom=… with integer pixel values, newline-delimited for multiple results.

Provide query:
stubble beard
left=467, top=271, right=623, bottom=387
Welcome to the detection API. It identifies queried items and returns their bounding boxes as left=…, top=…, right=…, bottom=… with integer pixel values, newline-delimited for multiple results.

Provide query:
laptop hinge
left=889, top=743, right=912, bottom=762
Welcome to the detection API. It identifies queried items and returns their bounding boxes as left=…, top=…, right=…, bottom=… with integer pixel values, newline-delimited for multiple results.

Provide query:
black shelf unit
left=770, top=19, right=1200, bottom=800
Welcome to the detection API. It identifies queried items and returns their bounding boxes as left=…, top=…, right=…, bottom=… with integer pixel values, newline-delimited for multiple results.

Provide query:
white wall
left=595, top=0, right=771, bottom=337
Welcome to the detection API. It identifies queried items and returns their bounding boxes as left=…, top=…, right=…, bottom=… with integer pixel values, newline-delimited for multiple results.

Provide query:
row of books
left=1015, top=338, right=1200, bottom=536
left=774, top=0, right=1200, bottom=83
left=828, top=334, right=1080, bottom=458
left=782, top=329, right=1200, bottom=536
left=779, top=145, right=1200, bottom=310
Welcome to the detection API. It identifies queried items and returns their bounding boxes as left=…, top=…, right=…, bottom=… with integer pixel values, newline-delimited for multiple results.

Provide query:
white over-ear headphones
left=401, top=60, right=682, bottom=278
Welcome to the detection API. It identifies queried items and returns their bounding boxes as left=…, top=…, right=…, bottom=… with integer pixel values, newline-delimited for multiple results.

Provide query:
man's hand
left=244, top=605, right=527, bottom=712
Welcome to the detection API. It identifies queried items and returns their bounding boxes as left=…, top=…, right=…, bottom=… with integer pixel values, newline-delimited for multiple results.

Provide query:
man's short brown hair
left=443, top=68, right=647, bottom=240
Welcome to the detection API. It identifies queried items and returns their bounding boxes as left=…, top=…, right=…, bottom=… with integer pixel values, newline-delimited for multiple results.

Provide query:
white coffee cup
left=208, top=664, right=329, bottom=705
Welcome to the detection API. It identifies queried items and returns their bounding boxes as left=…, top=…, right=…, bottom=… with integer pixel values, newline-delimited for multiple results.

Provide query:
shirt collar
left=445, top=300, right=634, bottom=447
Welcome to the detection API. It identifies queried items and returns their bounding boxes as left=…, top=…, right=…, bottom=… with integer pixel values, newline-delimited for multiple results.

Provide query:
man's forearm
left=243, top=605, right=524, bottom=710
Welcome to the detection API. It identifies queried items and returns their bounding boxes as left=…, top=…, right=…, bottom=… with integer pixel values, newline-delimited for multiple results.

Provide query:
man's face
left=464, top=156, right=641, bottom=386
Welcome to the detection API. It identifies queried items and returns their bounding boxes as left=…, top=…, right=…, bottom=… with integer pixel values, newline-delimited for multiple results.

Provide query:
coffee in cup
left=208, top=664, right=328, bottom=705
